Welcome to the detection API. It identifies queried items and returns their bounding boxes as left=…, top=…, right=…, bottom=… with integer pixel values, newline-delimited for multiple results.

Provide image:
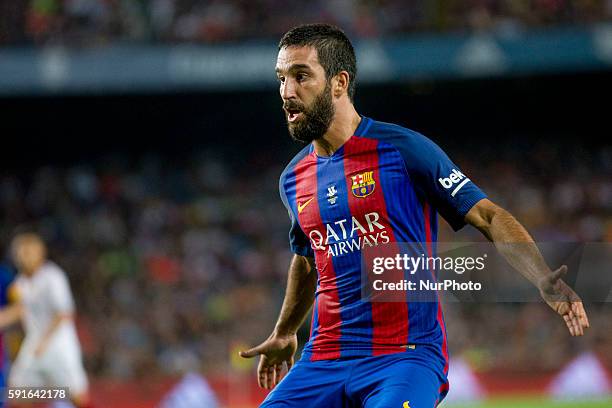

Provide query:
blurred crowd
left=0, top=140, right=611, bottom=380
left=0, top=0, right=610, bottom=46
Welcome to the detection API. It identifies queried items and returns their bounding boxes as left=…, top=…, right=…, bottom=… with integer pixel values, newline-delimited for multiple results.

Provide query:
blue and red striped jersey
left=279, top=116, right=486, bottom=368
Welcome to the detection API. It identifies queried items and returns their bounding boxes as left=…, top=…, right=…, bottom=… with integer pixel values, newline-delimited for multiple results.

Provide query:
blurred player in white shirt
left=8, top=233, right=91, bottom=408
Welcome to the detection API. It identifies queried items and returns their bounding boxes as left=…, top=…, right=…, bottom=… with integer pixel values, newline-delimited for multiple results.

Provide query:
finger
left=549, top=265, right=568, bottom=283
left=563, top=314, right=575, bottom=336
left=568, top=310, right=583, bottom=336
left=583, top=305, right=590, bottom=328
left=572, top=302, right=590, bottom=328
left=240, top=345, right=263, bottom=358
left=574, top=310, right=584, bottom=335
left=574, top=312, right=584, bottom=336
left=267, top=364, right=275, bottom=389
left=257, top=359, right=267, bottom=388
left=567, top=310, right=579, bottom=336
left=275, top=363, right=283, bottom=384
left=572, top=316, right=582, bottom=336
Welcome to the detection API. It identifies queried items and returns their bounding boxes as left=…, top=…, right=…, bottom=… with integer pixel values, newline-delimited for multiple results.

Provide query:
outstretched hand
left=239, top=332, right=297, bottom=389
left=538, top=265, right=590, bottom=336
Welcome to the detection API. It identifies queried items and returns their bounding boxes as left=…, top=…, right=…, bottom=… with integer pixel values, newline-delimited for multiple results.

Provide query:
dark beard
left=285, top=82, right=335, bottom=144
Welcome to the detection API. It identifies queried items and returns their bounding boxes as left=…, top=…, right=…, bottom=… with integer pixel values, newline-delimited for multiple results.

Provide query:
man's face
left=11, top=235, right=46, bottom=275
left=276, top=46, right=335, bottom=143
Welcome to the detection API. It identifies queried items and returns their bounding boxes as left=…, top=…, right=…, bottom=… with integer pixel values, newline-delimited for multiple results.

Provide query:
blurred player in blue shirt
left=0, top=263, right=18, bottom=407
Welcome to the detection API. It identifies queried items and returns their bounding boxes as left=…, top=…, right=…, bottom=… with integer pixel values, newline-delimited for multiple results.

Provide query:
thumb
left=549, top=265, right=568, bottom=283
left=239, top=344, right=264, bottom=358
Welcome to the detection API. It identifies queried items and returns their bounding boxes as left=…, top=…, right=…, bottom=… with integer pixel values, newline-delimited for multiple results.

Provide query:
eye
left=277, top=76, right=285, bottom=84
left=296, top=73, right=307, bottom=82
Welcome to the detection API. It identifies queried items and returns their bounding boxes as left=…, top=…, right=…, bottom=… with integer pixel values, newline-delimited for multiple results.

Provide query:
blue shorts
left=260, top=348, right=448, bottom=408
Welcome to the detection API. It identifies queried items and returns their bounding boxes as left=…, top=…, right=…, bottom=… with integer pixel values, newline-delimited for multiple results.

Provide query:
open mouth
left=286, top=109, right=303, bottom=123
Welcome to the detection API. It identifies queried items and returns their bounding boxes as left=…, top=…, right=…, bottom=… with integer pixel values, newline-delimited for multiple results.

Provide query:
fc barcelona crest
left=350, top=171, right=375, bottom=198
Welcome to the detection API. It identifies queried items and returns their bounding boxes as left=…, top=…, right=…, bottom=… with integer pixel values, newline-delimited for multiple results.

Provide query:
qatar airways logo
left=309, top=212, right=390, bottom=257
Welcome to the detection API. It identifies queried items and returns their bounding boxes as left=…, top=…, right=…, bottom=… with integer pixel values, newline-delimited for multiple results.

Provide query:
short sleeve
left=49, top=270, right=75, bottom=314
left=394, top=131, right=486, bottom=230
left=279, top=174, right=315, bottom=257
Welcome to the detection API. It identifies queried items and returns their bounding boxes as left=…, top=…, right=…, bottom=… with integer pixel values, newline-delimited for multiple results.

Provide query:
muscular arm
left=465, top=198, right=589, bottom=336
left=240, top=254, right=317, bottom=389
left=466, top=198, right=552, bottom=286
left=274, top=254, right=317, bottom=335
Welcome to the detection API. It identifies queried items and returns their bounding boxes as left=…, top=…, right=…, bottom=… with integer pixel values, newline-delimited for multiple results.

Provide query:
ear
left=332, top=71, right=350, bottom=98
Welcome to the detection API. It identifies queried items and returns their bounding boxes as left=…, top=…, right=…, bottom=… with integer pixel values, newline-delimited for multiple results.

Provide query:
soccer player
left=240, top=24, right=590, bottom=407
left=8, top=233, right=91, bottom=408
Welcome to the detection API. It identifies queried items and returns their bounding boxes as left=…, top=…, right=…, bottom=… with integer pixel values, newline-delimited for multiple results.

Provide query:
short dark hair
left=279, top=24, right=357, bottom=101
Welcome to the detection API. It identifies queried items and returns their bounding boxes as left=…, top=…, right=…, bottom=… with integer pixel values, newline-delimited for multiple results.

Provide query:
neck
left=312, top=103, right=361, bottom=157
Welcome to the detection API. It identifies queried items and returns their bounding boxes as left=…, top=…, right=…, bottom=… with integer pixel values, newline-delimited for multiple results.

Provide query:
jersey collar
left=354, top=115, right=372, bottom=137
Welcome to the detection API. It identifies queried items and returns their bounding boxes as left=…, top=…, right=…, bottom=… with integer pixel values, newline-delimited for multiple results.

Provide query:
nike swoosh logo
left=297, top=197, right=314, bottom=214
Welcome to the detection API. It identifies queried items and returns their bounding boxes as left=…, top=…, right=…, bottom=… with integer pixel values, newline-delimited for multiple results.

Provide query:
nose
left=280, top=77, right=297, bottom=101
